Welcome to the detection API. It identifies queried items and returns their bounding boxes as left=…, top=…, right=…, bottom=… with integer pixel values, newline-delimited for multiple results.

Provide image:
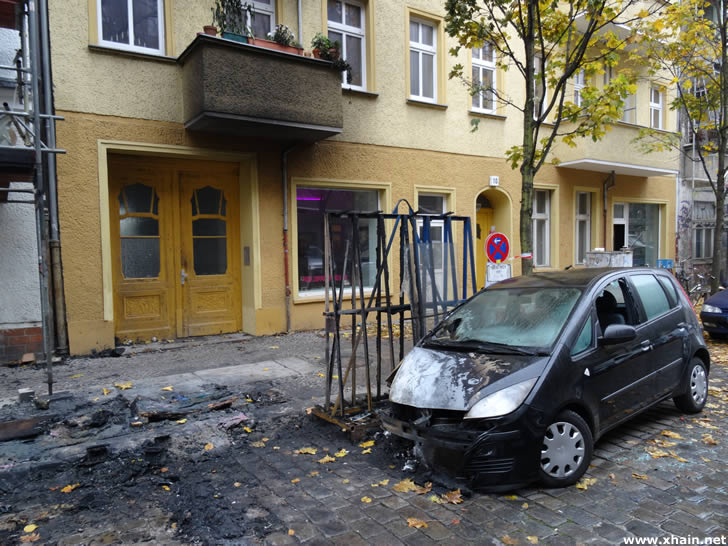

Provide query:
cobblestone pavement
left=1, top=333, right=727, bottom=544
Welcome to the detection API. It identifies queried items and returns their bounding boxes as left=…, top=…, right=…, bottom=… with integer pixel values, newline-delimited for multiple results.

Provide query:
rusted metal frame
left=422, top=215, right=445, bottom=329
left=379, top=215, right=397, bottom=378
left=399, top=218, right=410, bottom=360
left=375, top=216, right=383, bottom=400
left=352, top=215, right=373, bottom=410
left=349, top=218, right=357, bottom=408
left=408, top=214, right=426, bottom=341
left=465, top=218, right=477, bottom=297
left=323, top=213, right=332, bottom=407
left=327, top=217, right=348, bottom=416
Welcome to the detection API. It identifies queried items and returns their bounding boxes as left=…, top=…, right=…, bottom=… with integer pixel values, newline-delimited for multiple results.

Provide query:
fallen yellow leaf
left=668, top=450, right=688, bottom=463
left=234, top=482, right=241, bottom=487
left=162, top=485, right=170, bottom=491
left=701, top=456, right=711, bottom=463
left=361, top=496, right=372, bottom=503
left=646, top=447, right=669, bottom=459
left=503, top=495, right=518, bottom=501
left=318, top=455, right=336, bottom=464
left=414, top=481, right=432, bottom=495
left=294, top=447, right=317, bottom=455
left=288, top=529, right=295, bottom=536
left=243, top=426, right=252, bottom=433
left=262, top=437, right=269, bottom=442
left=361, top=448, right=372, bottom=454
left=661, top=430, right=683, bottom=439
left=70, top=374, right=83, bottom=379
left=378, top=479, right=390, bottom=486
left=392, top=478, right=417, bottom=493
left=522, top=502, right=529, bottom=509
left=527, top=537, right=539, bottom=544
left=407, top=517, right=428, bottom=529
left=23, top=524, right=38, bottom=533
left=342, top=478, right=350, bottom=484
left=251, top=441, right=266, bottom=448
left=269, top=346, right=279, bottom=349
left=702, top=434, right=718, bottom=446
left=575, top=477, right=597, bottom=490
left=502, top=535, right=518, bottom=545
left=442, top=489, right=464, bottom=504
left=334, top=449, right=348, bottom=458
left=429, top=494, right=445, bottom=504
left=114, top=382, right=133, bottom=390
left=308, top=471, right=319, bottom=477
left=317, top=373, right=325, bottom=377
left=102, top=388, right=112, bottom=396
left=291, top=478, right=301, bottom=484
left=19, top=534, right=40, bottom=543
left=176, top=418, right=187, bottom=424
left=632, top=473, right=649, bottom=480
left=61, top=483, right=80, bottom=494
left=161, top=386, right=174, bottom=391
left=204, top=443, right=214, bottom=451
left=359, top=440, right=375, bottom=448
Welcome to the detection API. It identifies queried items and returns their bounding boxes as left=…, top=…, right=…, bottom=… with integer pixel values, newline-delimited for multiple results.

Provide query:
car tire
left=537, top=410, right=593, bottom=488
left=673, top=358, right=709, bottom=414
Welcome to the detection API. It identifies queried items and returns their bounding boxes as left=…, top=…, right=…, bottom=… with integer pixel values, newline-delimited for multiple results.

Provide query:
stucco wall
left=0, top=183, right=41, bottom=328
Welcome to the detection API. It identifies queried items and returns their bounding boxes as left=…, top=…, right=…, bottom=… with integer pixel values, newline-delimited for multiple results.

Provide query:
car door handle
left=641, top=340, right=652, bottom=352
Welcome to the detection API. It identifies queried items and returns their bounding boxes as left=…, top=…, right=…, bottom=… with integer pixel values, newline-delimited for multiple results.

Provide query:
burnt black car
left=381, top=268, right=710, bottom=490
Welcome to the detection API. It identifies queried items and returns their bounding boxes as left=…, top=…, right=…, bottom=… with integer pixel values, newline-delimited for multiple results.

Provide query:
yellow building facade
left=51, top=0, right=679, bottom=355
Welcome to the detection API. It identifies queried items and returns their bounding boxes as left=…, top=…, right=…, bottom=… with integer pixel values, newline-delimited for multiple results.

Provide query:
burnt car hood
left=388, top=346, right=548, bottom=411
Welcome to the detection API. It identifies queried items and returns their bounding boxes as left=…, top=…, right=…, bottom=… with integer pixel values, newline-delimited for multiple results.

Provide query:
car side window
left=571, top=316, right=593, bottom=356
left=657, top=275, right=679, bottom=308
left=595, top=278, right=637, bottom=332
left=631, top=274, right=671, bottom=321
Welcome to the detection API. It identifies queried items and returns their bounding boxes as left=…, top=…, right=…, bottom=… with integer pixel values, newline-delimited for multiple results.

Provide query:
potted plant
left=212, top=0, right=253, bottom=43
left=250, top=24, right=303, bottom=55
left=310, top=32, right=353, bottom=83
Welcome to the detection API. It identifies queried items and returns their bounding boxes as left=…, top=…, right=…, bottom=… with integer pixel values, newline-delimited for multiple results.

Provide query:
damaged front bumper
left=380, top=403, right=546, bottom=491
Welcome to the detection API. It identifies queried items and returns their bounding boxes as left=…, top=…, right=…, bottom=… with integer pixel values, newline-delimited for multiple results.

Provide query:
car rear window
left=631, top=274, right=671, bottom=321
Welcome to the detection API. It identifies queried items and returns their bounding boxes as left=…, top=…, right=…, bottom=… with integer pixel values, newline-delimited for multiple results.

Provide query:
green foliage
left=268, top=24, right=297, bottom=46
left=212, top=0, right=253, bottom=36
left=310, top=32, right=353, bottom=84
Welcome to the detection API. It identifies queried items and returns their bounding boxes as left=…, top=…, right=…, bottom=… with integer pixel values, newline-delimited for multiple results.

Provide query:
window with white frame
left=695, top=227, right=714, bottom=259
left=532, top=189, right=551, bottom=267
left=295, top=186, right=379, bottom=296
left=471, top=43, right=496, bottom=113
left=98, top=0, right=165, bottom=54
left=573, top=70, right=585, bottom=107
left=328, top=0, right=366, bottom=90
left=575, top=192, right=591, bottom=265
left=250, top=0, right=275, bottom=40
left=694, top=201, right=715, bottom=259
left=534, top=54, right=547, bottom=119
left=621, top=92, right=636, bottom=124
left=650, top=86, right=663, bottom=129
left=417, top=193, right=448, bottom=299
left=613, top=202, right=661, bottom=266
left=409, top=18, right=437, bottom=102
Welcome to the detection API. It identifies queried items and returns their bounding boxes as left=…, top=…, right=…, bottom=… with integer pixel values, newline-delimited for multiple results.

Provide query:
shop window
left=97, top=0, right=165, bottom=55
left=296, top=186, right=379, bottom=295
left=613, top=202, right=661, bottom=266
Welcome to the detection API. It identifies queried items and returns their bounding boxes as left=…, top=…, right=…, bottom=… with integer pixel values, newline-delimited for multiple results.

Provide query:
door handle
left=640, top=340, right=652, bottom=352
left=181, top=268, right=188, bottom=285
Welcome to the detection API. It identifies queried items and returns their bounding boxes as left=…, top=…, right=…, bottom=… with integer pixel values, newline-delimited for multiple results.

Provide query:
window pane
left=418, top=194, right=444, bottom=214
left=121, top=216, right=159, bottom=236
left=421, top=23, right=433, bottom=46
left=101, top=0, right=129, bottom=44
left=482, top=68, right=494, bottom=110
left=657, top=276, right=679, bottom=307
left=632, top=274, right=670, bottom=320
left=132, top=0, right=159, bottom=50
left=536, top=219, right=546, bottom=265
left=577, top=220, right=587, bottom=263
left=627, top=203, right=659, bottom=266
left=193, top=238, right=227, bottom=275
left=578, top=192, right=588, bottom=215
left=328, top=0, right=342, bottom=23
left=409, top=21, right=419, bottom=43
left=695, top=228, right=703, bottom=257
left=195, top=186, right=222, bottom=215
left=121, top=238, right=160, bottom=278
left=472, top=47, right=481, bottom=60
left=571, top=316, right=593, bottom=355
left=346, top=35, right=363, bottom=87
left=345, top=3, right=361, bottom=27
left=328, top=30, right=343, bottom=48
left=472, top=66, right=480, bottom=109
left=193, top=218, right=226, bottom=236
left=482, top=42, right=493, bottom=61
left=705, top=229, right=713, bottom=257
left=410, top=50, right=420, bottom=96
left=422, top=53, right=434, bottom=98
left=123, top=183, right=153, bottom=213
left=252, top=13, right=272, bottom=40
left=296, top=187, right=378, bottom=293
left=535, top=191, right=545, bottom=215
left=613, top=203, right=624, bottom=218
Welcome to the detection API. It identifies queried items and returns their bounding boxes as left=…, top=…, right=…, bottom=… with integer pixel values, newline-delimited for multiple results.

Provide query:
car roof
left=490, top=267, right=666, bottom=291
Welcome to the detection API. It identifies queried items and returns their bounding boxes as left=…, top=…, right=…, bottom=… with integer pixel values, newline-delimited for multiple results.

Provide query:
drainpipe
left=282, top=145, right=296, bottom=333
left=603, top=171, right=616, bottom=249
left=297, top=0, right=302, bottom=49
left=39, top=0, right=67, bottom=354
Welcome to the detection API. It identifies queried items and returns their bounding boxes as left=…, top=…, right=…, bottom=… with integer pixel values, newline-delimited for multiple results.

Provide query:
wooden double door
left=109, top=155, right=241, bottom=341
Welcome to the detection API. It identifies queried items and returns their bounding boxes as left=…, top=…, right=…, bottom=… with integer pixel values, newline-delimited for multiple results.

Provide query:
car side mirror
left=598, top=324, right=637, bottom=345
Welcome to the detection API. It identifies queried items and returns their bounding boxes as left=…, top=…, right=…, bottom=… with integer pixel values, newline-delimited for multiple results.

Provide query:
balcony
left=177, top=35, right=343, bottom=142
left=553, top=123, right=678, bottom=178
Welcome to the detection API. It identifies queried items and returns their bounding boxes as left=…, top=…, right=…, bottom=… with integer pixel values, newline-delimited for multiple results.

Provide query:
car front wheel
left=673, top=358, right=708, bottom=413
left=538, top=410, right=593, bottom=488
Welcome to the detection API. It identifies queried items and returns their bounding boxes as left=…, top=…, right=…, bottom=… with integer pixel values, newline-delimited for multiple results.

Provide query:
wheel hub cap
left=691, top=364, right=707, bottom=406
left=541, top=421, right=584, bottom=478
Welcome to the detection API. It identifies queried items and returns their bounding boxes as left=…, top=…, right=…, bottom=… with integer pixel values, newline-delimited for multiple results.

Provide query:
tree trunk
left=712, top=185, right=725, bottom=293
left=520, top=167, right=535, bottom=276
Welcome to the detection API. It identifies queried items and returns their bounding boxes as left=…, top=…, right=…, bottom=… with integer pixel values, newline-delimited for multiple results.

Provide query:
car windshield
left=427, top=286, right=582, bottom=350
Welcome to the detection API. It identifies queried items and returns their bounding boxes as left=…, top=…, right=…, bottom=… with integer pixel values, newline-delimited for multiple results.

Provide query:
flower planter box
left=249, top=38, right=302, bottom=55
left=221, top=31, right=248, bottom=43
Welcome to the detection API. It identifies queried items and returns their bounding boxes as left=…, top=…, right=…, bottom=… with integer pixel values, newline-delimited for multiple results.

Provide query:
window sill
left=294, top=288, right=374, bottom=305
left=407, top=98, right=447, bottom=110
left=469, top=110, right=506, bottom=121
left=343, top=88, right=379, bottom=99
left=88, top=44, right=176, bottom=63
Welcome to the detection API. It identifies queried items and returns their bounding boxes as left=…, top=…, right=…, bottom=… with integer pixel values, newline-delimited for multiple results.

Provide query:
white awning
left=557, top=159, right=678, bottom=178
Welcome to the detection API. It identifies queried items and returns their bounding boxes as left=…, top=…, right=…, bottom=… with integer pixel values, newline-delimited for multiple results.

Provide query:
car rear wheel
left=673, top=358, right=708, bottom=413
left=538, top=410, right=593, bottom=488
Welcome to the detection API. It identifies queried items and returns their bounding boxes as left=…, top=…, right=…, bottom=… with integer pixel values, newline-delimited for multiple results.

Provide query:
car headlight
left=464, top=378, right=538, bottom=419
left=702, top=304, right=722, bottom=314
